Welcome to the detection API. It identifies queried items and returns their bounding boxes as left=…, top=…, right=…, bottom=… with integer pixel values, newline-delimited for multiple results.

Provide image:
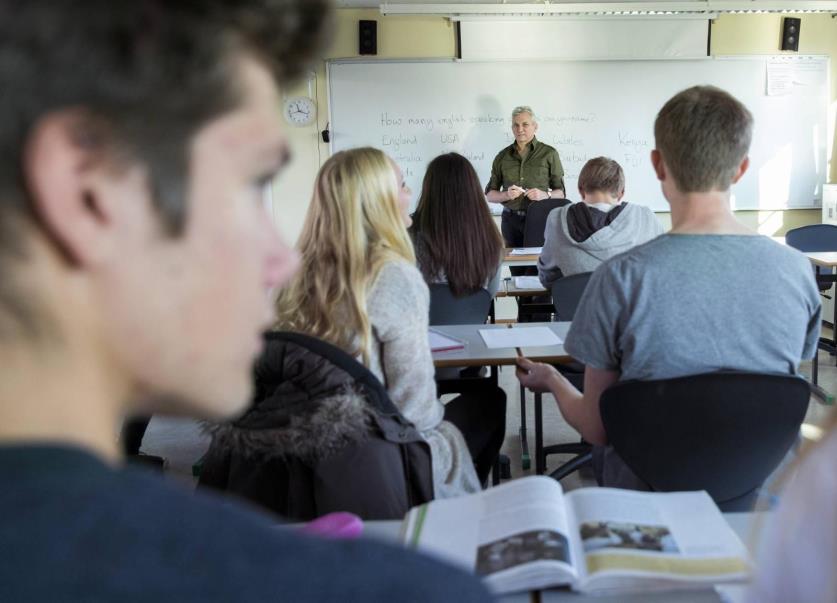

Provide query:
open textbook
left=402, top=476, right=750, bottom=595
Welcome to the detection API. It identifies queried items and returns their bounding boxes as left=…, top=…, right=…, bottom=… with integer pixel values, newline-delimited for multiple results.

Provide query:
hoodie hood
left=566, top=201, right=628, bottom=243
left=560, top=202, right=646, bottom=261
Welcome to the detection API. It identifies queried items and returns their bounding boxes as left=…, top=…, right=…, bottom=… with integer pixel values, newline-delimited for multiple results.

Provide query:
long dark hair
left=410, top=153, right=503, bottom=297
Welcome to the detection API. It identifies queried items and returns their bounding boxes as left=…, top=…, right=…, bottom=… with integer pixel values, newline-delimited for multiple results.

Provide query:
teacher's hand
left=525, top=189, right=549, bottom=201
left=506, top=185, right=525, bottom=200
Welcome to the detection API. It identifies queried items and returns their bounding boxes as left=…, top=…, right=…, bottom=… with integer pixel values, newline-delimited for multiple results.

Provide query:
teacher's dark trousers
left=501, top=209, right=530, bottom=278
left=500, top=209, right=526, bottom=248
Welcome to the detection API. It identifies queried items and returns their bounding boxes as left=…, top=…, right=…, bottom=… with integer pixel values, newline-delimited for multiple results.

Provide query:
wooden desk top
left=501, top=278, right=548, bottom=297
left=431, top=322, right=572, bottom=368
left=503, top=248, right=540, bottom=266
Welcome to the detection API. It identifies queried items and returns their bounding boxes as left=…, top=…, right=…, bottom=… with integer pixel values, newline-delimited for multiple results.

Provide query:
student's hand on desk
left=516, top=357, right=561, bottom=393
left=525, top=188, right=549, bottom=201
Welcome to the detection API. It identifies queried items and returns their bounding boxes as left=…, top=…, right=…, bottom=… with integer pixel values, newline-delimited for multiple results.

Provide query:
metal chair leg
left=534, top=392, right=545, bottom=474
left=519, top=383, right=530, bottom=470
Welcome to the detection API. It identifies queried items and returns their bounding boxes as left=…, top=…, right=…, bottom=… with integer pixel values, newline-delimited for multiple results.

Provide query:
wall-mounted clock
left=283, top=96, right=316, bottom=127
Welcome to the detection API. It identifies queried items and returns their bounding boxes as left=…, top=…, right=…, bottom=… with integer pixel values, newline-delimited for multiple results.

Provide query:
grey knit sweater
left=367, top=259, right=481, bottom=498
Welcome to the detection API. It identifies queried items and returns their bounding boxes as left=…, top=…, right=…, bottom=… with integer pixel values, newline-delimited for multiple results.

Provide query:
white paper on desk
left=513, top=276, right=543, bottom=289
left=509, top=247, right=542, bottom=255
left=479, top=327, right=562, bottom=349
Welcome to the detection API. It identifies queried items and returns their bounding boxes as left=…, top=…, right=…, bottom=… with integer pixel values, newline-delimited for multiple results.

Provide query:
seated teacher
left=485, top=105, right=566, bottom=247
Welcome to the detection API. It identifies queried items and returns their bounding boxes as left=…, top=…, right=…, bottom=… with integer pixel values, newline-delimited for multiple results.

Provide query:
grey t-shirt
left=564, top=234, right=821, bottom=488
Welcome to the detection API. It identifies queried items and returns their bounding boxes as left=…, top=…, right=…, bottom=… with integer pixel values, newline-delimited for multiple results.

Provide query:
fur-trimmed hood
left=207, top=335, right=379, bottom=461
left=198, top=331, right=435, bottom=520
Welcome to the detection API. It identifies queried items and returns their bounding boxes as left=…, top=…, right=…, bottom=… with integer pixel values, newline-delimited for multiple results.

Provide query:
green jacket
left=485, top=137, right=565, bottom=211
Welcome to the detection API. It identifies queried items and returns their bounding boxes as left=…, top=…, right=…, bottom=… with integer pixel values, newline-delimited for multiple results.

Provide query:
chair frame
left=598, top=371, right=809, bottom=510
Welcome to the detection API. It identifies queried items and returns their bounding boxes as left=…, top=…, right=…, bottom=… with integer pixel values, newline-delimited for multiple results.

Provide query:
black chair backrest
left=599, top=371, right=809, bottom=511
left=785, top=224, right=837, bottom=251
left=550, top=272, right=593, bottom=321
left=428, top=284, right=492, bottom=326
left=523, top=198, right=571, bottom=247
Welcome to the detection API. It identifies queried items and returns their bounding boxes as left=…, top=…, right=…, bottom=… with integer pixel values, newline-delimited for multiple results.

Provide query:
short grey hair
left=511, top=106, right=537, bottom=123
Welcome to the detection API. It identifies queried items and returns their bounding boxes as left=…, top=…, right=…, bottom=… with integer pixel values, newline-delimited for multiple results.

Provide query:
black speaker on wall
left=359, top=20, right=377, bottom=55
left=781, top=17, right=801, bottom=52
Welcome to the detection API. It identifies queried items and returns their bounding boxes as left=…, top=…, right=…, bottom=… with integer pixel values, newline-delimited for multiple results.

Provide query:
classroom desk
left=496, top=277, right=549, bottom=298
left=504, top=249, right=540, bottom=268
left=431, top=322, right=572, bottom=369
left=354, top=512, right=761, bottom=603
left=432, top=322, right=573, bottom=472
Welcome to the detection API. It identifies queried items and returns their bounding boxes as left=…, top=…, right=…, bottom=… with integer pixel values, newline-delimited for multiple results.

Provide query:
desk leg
left=519, top=384, right=530, bottom=471
left=534, top=392, right=544, bottom=474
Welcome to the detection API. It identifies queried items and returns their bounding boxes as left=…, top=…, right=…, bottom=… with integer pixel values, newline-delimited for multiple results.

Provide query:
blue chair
left=785, top=224, right=837, bottom=388
left=428, top=284, right=491, bottom=327
left=428, top=283, right=493, bottom=393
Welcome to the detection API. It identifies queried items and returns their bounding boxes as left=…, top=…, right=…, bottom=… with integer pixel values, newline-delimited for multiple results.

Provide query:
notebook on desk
left=428, top=328, right=466, bottom=352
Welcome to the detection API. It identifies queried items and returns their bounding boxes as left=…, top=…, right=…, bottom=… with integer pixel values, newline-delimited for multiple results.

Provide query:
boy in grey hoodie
left=538, top=157, right=664, bottom=288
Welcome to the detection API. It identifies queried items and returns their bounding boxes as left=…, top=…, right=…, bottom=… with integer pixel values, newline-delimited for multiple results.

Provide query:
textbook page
left=565, top=489, right=750, bottom=594
left=404, top=476, right=578, bottom=594
left=509, top=247, right=542, bottom=255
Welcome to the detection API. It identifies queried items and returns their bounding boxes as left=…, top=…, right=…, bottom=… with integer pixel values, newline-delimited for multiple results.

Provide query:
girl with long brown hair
left=410, top=152, right=504, bottom=297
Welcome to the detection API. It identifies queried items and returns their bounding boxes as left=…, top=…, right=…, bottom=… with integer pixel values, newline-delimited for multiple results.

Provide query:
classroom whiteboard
left=327, top=57, right=829, bottom=211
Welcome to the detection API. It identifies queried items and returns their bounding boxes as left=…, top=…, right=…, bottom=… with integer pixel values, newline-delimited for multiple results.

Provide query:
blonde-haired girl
left=276, top=147, right=504, bottom=497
